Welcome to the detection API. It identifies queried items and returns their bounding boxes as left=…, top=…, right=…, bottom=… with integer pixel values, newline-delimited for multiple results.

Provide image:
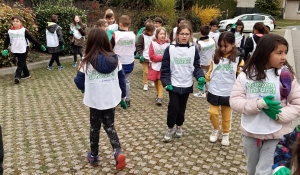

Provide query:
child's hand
left=76, top=24, right=81, bottom=29
left=197, top=77, right=205, bottom=90
left=273, top=166, right=291, bottom=175
left=1, top=50, right=8, bottom=56
left=119, top=100, right=127, bottom=109
left=263, top=106, right=282, bottom=120
left=70, top=30, right=74, bottom=34
left=61, top=45, right=65, bottom=51
left=41, top=45, right=46, bottom=51
left=165, top=85, right=173, bottom=91
left=139, top=56, right=145, bottom=62
left=263, top=95, right=281, bottom=108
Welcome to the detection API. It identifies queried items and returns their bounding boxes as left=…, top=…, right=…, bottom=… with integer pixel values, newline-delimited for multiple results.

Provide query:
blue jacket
left=161, top=43, right=204, bottom=94
left=74, top=54, right=126, bottom=98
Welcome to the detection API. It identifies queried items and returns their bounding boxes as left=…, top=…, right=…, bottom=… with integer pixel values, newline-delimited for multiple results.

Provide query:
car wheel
left=226, top=24, right=232, bottom=31
left=266, top=26, right=270, bottom=31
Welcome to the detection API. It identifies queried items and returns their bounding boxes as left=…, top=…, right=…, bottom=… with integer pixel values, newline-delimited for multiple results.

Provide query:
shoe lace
left=222, top=135, right=229, bottom=141
left=211, top=130, right=218, bottom=136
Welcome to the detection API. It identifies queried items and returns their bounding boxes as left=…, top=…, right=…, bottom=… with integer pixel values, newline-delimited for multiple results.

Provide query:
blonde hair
left=105, top=9, right=114, bottom=16
left=94, top=19, right=107, bottom=28
left=155, top=27, right=167, bottom=39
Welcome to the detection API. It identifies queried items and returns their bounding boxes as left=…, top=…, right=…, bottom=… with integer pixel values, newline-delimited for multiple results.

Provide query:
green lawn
left=276, top=19, right=300, bottom=28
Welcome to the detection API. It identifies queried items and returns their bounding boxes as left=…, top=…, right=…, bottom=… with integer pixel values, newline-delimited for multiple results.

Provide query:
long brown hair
left=213, top=32, right=237, bottom=64
left=253, top=22, right=269, bottom=34
left=72, top=15, right=83, bottom=26
left=80, top=28, right=116, bottom=73
left=243, top=34, right=295, bottom=80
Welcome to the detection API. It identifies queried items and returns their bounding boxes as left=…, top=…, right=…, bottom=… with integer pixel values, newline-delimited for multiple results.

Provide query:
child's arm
left=56, top=27, right=65, bottom=46
left=117, top=62, right=126, bottom=99
left=236, top=59, right=245, bottom=75
left=160, top=46, right=171, bottom=87
left=277, top=79, right=300, bottom=123
left=136, top=34, right=144, bottom=57
left=205, top=60, right=213, bottom=82
left=193, top=47, right=204, bottom=79
left=3, top=34, right=10, bottom=50
left=240, top=35, right=245, bottom=49
left=149, top=42, right=162, bottom=62
left=25, top=30, right=41, bottom=48
left=78, top=24, right=86, bottom=36
left=110, top=33, right=115, bottom=48
left=74, top=67, right=85, bottom=92
left=243, top=38, right=253, bottom=62
left=230, top=76, right=261, bottom=115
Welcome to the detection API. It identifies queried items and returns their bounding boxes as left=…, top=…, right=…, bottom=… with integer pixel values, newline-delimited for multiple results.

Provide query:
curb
left=0, top=56, right=73, bottom=76
left=284, top=28, right=297, bottom=74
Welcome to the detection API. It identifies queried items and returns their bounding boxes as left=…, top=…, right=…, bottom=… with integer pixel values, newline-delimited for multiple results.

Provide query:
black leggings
left=48, top=53, right=61, bottom=67
left=14, top=52, right=29, bottom=78
left=73, top=45, right=83, bottom=63
left=90, top=108, right=121, bottom=156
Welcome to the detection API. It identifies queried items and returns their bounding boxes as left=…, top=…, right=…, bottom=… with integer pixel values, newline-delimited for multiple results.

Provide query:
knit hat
left=280, top=66, right=292, bottom=100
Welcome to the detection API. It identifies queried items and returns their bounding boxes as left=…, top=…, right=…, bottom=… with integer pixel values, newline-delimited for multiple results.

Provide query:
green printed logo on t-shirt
left=215, top=64, right=234, bottom=73
left=172, top=57, right=191, bottom=65
left=89, top=70, right=115, bottom=80
left=117, top=39, right=133, bottom=46
left=11, top=33, right=24, bottom=39
left=156, top=49, right=165, bottom=55
left=201, top=44, right=215, bottom=51
left=246, top=82, right=276, bottom=95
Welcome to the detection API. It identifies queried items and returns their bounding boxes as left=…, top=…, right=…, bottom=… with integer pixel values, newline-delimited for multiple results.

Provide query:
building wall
left=237, top=0, right=256, bottom=7
left=284, top=1, right=300, bottom=20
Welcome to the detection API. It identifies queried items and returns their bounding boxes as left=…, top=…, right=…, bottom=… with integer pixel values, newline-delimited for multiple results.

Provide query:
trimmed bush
left=0, top=3, right=38, bottom=67
left=34, top=4, right=86, bottom=55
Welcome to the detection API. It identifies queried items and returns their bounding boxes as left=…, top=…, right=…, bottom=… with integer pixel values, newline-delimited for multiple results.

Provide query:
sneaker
left=114, top=148, right=126, bottom=170
left=156, top=98, right=162, bottom=105
left=221, top=134, right=230, bottom=146
left=14, top=77, right=20, bottom=84
left=72, top=62, right=77, bottom=67
left=209, top=129, right=219, bottom=143
left=21, top=75, right=31, bottom=80
left=47, top=66, right=54, bottom=70
left=175, top=126, right=182, bottom=138
left=58, top=66, right=65, bottom=70
left=87, top=151, right=99, bottom=167
left=143, top=84, right=148, bottom=91
left=164, top=128, right=175, bottom=142
left=125, top=100, right=130, bottom=107
left=150, top=81, right=155, bottom=87
left=193, top=91, right=206, bottom=98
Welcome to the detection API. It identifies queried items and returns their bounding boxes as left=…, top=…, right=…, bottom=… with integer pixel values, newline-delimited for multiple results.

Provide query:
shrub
left=152, top=0, right=176, bottom=29
left=256, top=0, right=282, bottom=18
left=0, top=3, right=38, bottom=67
left=192, top=5, right=221, bottom=25
left=34, top=3, right=86, bottom=55
left=177, top=11, right=202, bottom=33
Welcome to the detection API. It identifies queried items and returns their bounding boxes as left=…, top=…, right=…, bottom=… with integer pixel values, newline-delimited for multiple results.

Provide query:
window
left=298, top=2, right=300, bottom=12
left=239, top=15, right=252, bottom=21
left=253, top=15, right=265, bottom=20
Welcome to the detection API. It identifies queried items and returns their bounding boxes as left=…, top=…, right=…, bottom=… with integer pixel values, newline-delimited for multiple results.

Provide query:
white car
left=218, top=14, right=275, bottom=32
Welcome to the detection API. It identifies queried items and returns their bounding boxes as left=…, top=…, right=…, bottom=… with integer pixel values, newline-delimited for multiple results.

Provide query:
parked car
left=218, top=14, right=275, bottom=32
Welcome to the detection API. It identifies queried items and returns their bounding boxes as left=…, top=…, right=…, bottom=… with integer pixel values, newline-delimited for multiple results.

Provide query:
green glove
left=165, top=85, right=173, bottom=91
left=61, top=45, right=65, bottom=51
left=134, top=52, right=140, bottom=59
left=274, top=167, right=291, bottom=175
left=263, top=95, right=281, bottom=108
left=119, top=100, right=127, bottom=109
left=263, top=105, right=282, bottom=120
left=140, top=56, right=145, bottom=62
left=231, top=23, right=237, bottom=29
left=1, top=49, right=8, bottom=56
left=197, top=77, right=206, bottom=90
left=80, top=90, right=84, bottom=93
left=70, top=30, right=74, bottom=34
left=41, top=45, right=46, bottom=51
left=76, top=24, right=81, bottom=29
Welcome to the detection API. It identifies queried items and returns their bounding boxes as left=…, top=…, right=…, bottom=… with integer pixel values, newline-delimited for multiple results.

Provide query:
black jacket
left=161, top=43, right=204, bottom=94
left=46, top=22, right=65, bottom=53
left=244, top=34, right=263, bottom=62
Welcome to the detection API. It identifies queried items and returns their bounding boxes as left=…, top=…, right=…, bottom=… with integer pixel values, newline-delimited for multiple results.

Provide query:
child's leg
left=243, top=135, right=260, bottom=175
left=54, top=53, right=61, bottom=66
left=89, top=108, right=103, bottom=156
left=102, top=108, right=121, bottom=150
left=208, top=105, right=220, bottom=130
left=256, top=139, right=281, bottom=175
left=124, top=73, right=130, bottom=101
left=73, top=45, right=78, bottom=63
left=175, top=93, right=190, bottom=127
left=220, top=105, right=232, bottom=134
left=78, top=46, right=83, bottom=58
left=14, top=52, right=27, bottom=79
left=48, top=53, right=56, bottom=67
left=157, top=80, right=163, bottom=99
left=167, top=91, right=180, bottom=128
left=141, top=62, right=148, bottom=85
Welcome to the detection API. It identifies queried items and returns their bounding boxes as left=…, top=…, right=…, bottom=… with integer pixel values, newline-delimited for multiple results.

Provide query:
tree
left=255, top=0, right=282, bottom=18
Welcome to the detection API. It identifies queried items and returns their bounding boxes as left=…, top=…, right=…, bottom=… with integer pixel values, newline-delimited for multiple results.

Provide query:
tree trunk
left=181, top=0, right=184, bottom=12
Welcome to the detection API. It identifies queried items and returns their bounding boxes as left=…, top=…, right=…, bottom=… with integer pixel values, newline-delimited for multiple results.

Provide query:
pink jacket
left=230, top=76, right=300, bottom=139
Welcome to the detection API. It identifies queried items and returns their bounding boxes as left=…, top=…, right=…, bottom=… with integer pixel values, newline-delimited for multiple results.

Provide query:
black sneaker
left=21, top=75, right=31, bottom=80
left=125, top=100, right=130, bottom=107
left=14, top=78, right=20, bottom=84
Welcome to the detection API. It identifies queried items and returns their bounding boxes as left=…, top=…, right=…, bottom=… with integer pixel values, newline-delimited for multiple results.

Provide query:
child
left=209, top=19, right=220, bottom=44
left=46, top=15, right=65, bottom=71
left=111, top=15, right=136, bottom=107
left=2, top=14, right=46, bottom=84
left=105, top=12, right=118, bottom=31
left=74, top=28, right=127, bottom=169
left=206, top=32, right=244, bottom=146
left=94, top=19, right=113, bottom=40
left=135, top=19, right=153, bottom=59
left=148, top=27, right=170, bottom=105
left=244, top=22, right=269, bottom=62
left=70, top=15, right=86, bottom=67
left=161, top=22, right=205, bottom=142
left=169, top=17, right=185, bottom=42
left=153, top=17, right=163, bottom=34
left=194, top=25, right=216, bottom=98
left=230, top=20, right=245, bottom=49
left=136, top=23, right=155, bottom=91
left=230, top=34, right=300, bottom=175
left=272, top=125, right=300, bottom=175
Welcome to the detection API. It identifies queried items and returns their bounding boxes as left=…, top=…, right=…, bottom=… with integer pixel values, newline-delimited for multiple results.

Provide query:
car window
left=253, top=15, right=265, bottom=20
left=239, top=15, right=252, bottom=21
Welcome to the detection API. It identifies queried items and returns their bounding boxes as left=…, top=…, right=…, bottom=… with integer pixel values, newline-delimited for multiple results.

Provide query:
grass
left=276, top=19, right=300, bottom=28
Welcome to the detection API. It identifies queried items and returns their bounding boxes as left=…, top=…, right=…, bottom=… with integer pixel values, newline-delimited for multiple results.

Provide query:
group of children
left=3, top=11, right=300, bottom=175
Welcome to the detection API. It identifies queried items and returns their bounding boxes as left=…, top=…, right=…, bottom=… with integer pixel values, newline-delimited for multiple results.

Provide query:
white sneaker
left=175, top=126, right=182, bottom=138
left=193, top=91, right=206, bottom=98
left=164, top=128, right=175, bottom=142
left=209, top=129, right=219, bottom=142
left=151, top=81, right=155, bottom=87
left=143, top=84, right=148, bottom=91
left=221, top=134, right=230, bottom=146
